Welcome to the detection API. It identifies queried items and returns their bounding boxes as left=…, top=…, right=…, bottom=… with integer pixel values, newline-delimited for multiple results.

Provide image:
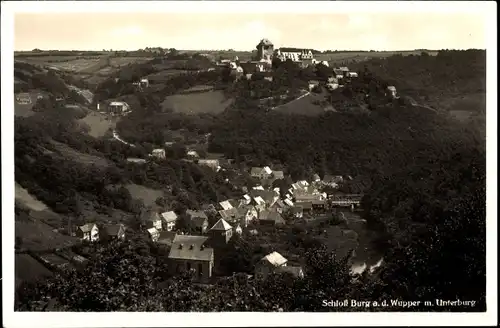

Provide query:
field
left=183, top=85, right=215, bottom=93
left=15, top=183, right=48, bottom=211
left=50, top=140, right=110, bottom=167
left=161, top=90, right=234, bottom=115
left=316, top=50, right=438, bottom=66
left=147, top=69, right=189, bottom=83
left=125, top=183, right=165, bottom=207
left=78, top=111, right=115, bottom=138
left=14, top=90, right=48, bottom=117
left=274, top=92, right=325, bottom=116
left=15, top=253, right=54, bottom=288
left=15, top=219, right=78, bottom=252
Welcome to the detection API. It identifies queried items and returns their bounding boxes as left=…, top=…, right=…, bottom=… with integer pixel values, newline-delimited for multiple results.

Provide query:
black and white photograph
left=2, top=1, right=497, bottom=327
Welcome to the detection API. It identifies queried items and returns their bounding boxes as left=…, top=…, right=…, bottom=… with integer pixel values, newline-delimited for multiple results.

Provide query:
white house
left=187, top=150, right=199, bottom=158
left=346, top=72, right=358, bottom=78
left=255, top=251, right=288, bottom=280
left=76, top=223, right=99, bottom=242
left=147, top=227, right=160, bottom=242
left=151, top=148, right=166, bottom=160
left=198, top=159, right=219, bottom=170
left=108, top=101, right=130, bottom=114
left=250, top=166, right=273, bottom=179
left=160, top=211, right=178, bottom=231
left=387, top=86, right=398, bottom=99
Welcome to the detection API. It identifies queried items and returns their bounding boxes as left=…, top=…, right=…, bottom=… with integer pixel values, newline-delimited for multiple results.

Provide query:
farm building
left=76, top=223, right=99, bottom=242
left=151, top=148, right=166, bottom=160
left=186, top=210, right=209, bottom=234
left=160, top=211, right=178, bottom=231
left=16, top=92, right=32, bottom=104
left=255, top=251, right=288, bottom=280
left=100, top=224, right=127, bottom=241
left=108, top=101, right=131, bottom=115
left=197, top=159, right=220, bottom=170
left=259, top=210, right=285, bottom=226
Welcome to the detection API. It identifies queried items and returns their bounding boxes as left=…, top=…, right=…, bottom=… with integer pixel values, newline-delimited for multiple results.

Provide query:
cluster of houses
left=72, top=163, right=362, bottom=283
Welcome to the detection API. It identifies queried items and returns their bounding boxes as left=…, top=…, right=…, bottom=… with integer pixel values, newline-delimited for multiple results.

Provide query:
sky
left=14, top=11, right=487, bottom=52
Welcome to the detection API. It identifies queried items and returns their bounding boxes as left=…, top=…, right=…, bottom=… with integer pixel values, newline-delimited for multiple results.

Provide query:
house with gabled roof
left=76, top=223, right=99, bottom=242
left=147, top=227, right=160, bottom=242
left=276, top=265, right=305, bottom=279
left=160, top=211, right=178, bottom=231
left=218, top=207, right=241, bottom=225
left=237, top=205, right=258, bottom=227
left=218, top=200, right=234, bottom=211
left=157, top=231, right=177, bottom=247
left=255, top=251, right=288, bottom=279
left=186, top=210, right=209, bottom=234
left=168, top=235, right=214, bottom=282
left=250, top=166, right=273, bottom=179
left=100, top=224, right=126, bottom=241
left=259, top=210, right=286, bottom=226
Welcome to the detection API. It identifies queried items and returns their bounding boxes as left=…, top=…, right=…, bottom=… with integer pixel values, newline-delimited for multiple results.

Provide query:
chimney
left=178, top=243, right=183, bottom=249
left=189, top=244, right=194, bottom=250
left=200, top=245, right=205, bottom=250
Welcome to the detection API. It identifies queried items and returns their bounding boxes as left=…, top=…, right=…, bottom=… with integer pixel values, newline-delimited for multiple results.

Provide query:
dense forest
left=14, top=50, right=487, bottom=311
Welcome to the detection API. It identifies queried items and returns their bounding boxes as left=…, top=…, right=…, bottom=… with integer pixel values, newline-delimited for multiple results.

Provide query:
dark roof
left=276, top=265, right=304, bottom=278
left=103, top=224, right=125, bottom=236
left=186, top=210, right=208, bottom=220
left=291, top=206, right=303, bottom=214
left=273, top=171, right=285, bottom=179
left=79, top=223, right=96, bottom=233
left=259, top=210, right=285, bottom=224
left=218, top=208, right=240, bottom=222
left=168, top=235, right=213, bottom=262
left=257, top=38, right=274, bottom=47
left=158, top=231, right=177, bottom=245
left=191, top=216, right=208, bottom=228
left=312, top=199, right=326, bottom=205
left=295, top=201, right=313, bottom=210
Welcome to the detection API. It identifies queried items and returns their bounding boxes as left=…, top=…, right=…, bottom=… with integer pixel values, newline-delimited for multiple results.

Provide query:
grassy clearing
left=15, top=219, right=78, bottom=252
left=274, top=93, right=325, bottom=116
left=78, top=111, right=115, bottom=138
left=15, top=253, right=54, bottom=288
left=15, top=183, right=48, bottom=211
left=110, top=57, right=153, bottom=67
left=125, top=183, right=164, bottom=208
left=162, top=90, right=233, bottom=115
left=49, top=140, right=110, bottom=168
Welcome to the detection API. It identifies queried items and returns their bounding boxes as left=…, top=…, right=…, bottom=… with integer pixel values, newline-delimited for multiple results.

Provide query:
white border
left=2, top=1, right=497, bottom=327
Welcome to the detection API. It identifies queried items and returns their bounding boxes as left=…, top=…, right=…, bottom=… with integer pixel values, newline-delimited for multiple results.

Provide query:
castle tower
left=256, top=38, right=274, bottom=61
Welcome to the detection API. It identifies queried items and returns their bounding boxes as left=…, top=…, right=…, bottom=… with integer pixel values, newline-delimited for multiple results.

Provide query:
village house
left=100, top=224, right=126, bottom=241
left=330, top=193, right=363, bottom=210
left=250, top=189, right=279, bottom=208
left=147, top=227, right=160, bottom=242
left=108, top=101, right=131, bottom=115
left=259, top=210, right=286, bottom=226
left=255, top=251, right=288, bottom=280
left=217, top=200, right=234, bottom=211
left=16, top=92, right=32, bottom=104
left=237, top=205, right=259, bottom=227
left=141, top=210, right=163, bottom=231
left=289, top=205, right=304, bottom=218
left=160, top=211, right=178, bottom=231
left=312, top=199, right=327, bottom=212
left=151, top=148, right=166, bottom=160
left=168, top=235, right=214, bottom=282
left=276, top=265, right=305, bottom=279
left=197, top=159, right=220, bottom=171
left=250, top=166, right=273, bottom=179
left=186, top=210, right=209, bottom=234
left=346, top=72, right=358, bottom=78
left=271, top=199, right=287, bottom=214
left=272, top=170, right=285, bottom=180
left=333, top=68, right=345, bottom=80
left=323, top=175, right=344, bottom=187
left=308, top=80, right=320, bottom=91
left=76, top=223, right=99, bottom=242
left=295, top=201, right=313, bottom=214
left=386, top=86, right=398, bottom=99
left=218, top=207, right=240, bottom=225
left=186, top=150, right=200, bottom=159
left=284, top=198, right=294, bottom=207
